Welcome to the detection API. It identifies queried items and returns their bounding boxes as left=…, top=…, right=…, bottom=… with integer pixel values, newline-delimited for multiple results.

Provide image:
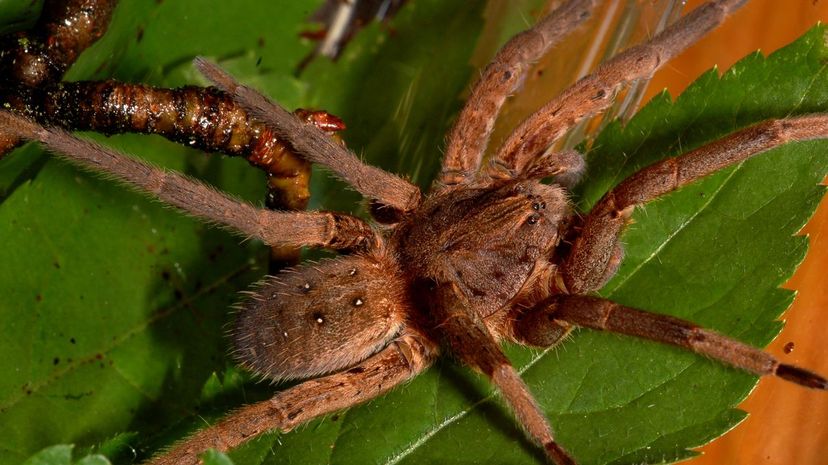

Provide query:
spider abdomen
left=232, top=253, right=407, bottom=381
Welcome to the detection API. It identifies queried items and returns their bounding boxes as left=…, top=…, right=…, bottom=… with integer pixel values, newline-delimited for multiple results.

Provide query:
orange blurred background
left=646, top=1, right=828, bottom=464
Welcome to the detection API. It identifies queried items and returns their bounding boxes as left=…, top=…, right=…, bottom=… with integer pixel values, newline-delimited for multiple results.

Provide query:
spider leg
left=522, top=149, right=586, bottom=188
left=147, top=328, right=438, bottom=465
left=434, top=283, right=575, bottom=465
left=561, top=114, right=828, bottom=294
left=438, top=0, right=598, bottom=188
left=489, top=0, right=749, bottom=179
left=0, top=111, right=375, bottom=250
left=195, top=57, right=422, bottom=213
left=521, top=295, right=828, bottom=390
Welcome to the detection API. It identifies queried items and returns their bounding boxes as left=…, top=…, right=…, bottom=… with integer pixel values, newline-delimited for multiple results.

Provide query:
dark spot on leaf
left=136, top=26, right=144, bottom=42
left=53, top=357, right=59, bottom=365
left=70, top=337, right=76, bottom=344
left=53, top=261, right=60, bottom=269
left=161, top=270, right=171, bottom=281
left=174, top=289, right=183, bottom=300
left=35, top=294, right=42, bottom=302
left=63, top=391, right=93, bottom=400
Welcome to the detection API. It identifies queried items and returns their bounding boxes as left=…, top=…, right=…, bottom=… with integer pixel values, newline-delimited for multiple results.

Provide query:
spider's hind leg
left=148, top=328, right=438, bottom=465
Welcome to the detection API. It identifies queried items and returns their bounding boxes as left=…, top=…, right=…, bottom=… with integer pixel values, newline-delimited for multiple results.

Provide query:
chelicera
left=2, top=1, right=827, bottom=464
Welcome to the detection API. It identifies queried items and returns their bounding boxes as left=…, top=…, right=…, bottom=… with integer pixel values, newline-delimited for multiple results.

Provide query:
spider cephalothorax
left=3, top=1, right=828, bottom=464
left=397, top=181, right=570, bottom=315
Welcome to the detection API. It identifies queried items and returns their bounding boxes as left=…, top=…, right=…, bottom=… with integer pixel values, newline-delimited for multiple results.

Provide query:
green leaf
left=0, top=0, right=41, bottom=34
left=22, top=445, right=72, bottom=465
left=21, top=444, right=112, bottom=465
left=201, top=450, right=235, bottom=465
left=0, top=2, right=826, bottom=465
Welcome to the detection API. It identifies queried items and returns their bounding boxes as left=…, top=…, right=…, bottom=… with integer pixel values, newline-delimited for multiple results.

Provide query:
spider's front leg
left=195, top=58, right=423, bottom=215
left=490, top=0, right=749, bottom=178
left=149, top=328, right=438, bottom=465
left=438, top=0, right=598, bottom=187
left=0, top=111, right=375, bottom=251
left=4, top=81, right=343, bottom=211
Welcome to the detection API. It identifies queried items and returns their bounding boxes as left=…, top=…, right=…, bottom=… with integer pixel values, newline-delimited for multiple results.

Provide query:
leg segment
left=522, top=149, right=586, bottom=188
left=195, top=58, right=422, bottom=214
left=148, top=330, right=438, bottom=465
left=0, top=111, right=375, bottom=250
left=433, top=283, right=575, bottom=465
left=561, top=115, right=828, bottom=294
left=525, top=295, right=828, bottom=390
left=489, top=0, right=749, bottom=178
left=438, top=0, right=598, bottom=187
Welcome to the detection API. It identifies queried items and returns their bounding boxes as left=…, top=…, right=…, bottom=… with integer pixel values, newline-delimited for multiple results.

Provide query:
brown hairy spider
left=2, top=0, right=827, bottom=464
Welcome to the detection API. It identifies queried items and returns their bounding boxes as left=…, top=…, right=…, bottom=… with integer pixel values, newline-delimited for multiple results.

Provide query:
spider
left=2, top=0, right=828, bottom=464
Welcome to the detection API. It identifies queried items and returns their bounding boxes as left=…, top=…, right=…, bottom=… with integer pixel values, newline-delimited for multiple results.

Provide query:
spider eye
left=527, top=214, right=540, bottom=225
left=532, top=201, right=546, bottom=211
